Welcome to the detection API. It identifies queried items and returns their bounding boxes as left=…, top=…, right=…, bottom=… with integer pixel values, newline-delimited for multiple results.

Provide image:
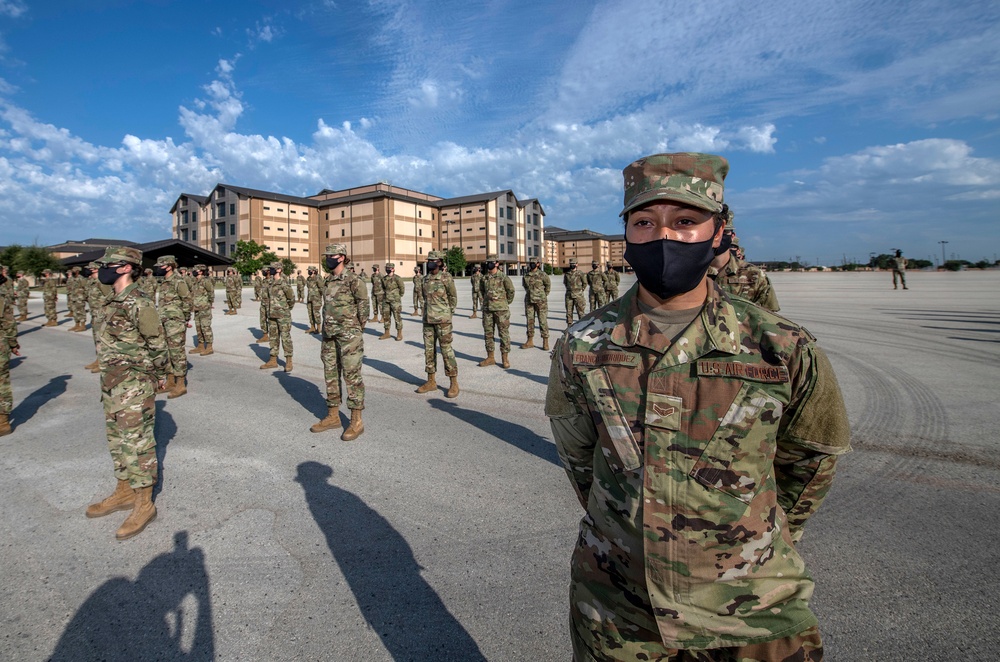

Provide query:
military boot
left=469, top=311, right=477, bottom=319
left=259, top=333, right=270, bottom=343
left=415, top=374, right=437, bottom=394
left=446, top=375, right=460, bottom=399
left=90, top=362, right=102, bottom=374
left=157, top=374, right=175, bottom=394
left=379, top=330, right=391, bottom=340
left=369, top=314, right=379, bottom=323
left=18, top=314, right=27, bottom=322
left=200, top=344, right=214, bottom=356
left=168, top=375, right=187, bottom=399
left=0, top=414, right=10, bottom=437
left=116, top=486, right=156, bottom=540
left=84, top=358, right=100, bottom=371
left=44, top=320, right=57, bottom=327
left=542, top=337, right=549, bottom=351
left=260, top=356, right=279, bottom=370
left=189, top=342, right=205, bottom=355
left=520, top=337, right=534, bottom=349
left=478, top=351, right=495, bottom=367
left=305, top=325, right=315, bottom=334
left=284, top=357, right=293, bottom=373
left=341, top=409, right=365, bottom=441
left=310, top=407, right=341, bottom=432
left=85, top=479, right=134, bottom=518
left=501, top=351, right=510, bottom=369
left=411, top=309, right=419, bottom=316
left=395, top=329, right=403, bottom=341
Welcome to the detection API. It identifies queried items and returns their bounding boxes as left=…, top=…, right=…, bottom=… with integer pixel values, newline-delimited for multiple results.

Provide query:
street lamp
left=939, top=240, right=948, bottom=267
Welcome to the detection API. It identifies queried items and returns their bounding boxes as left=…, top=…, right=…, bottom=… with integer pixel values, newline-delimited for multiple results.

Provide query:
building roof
left=169, top=194, right=209, bottom=213
left=60, top=239, right=233, bottom=269
left=214, top=184, right=322, bottom=208
left=548, top=230, right=607, bottom=242
left=47, top=238, right=138, bottom=253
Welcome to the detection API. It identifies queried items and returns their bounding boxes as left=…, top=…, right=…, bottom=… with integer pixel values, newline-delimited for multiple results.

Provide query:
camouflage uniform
left=563, top=262, right=587, bottom=325
left=587, top=264, right=608, bottom=311
left=380, top=264, right=405, bottom=337
left=470, top=267, right=483, bottom=318
left=253, top=273, right=263, bottom=301
left=421, top=252, right=458, bottom=378
left=296, top=272, right=306, bottom=302
left=709, top=253, right=780, bottom=312
left=190, top=266, right=215, bottom=350
left=320, top=247, right=368, bottom=411
left=479, top=259, right=515, bottom=361
left=370, top=266, right=384, bottom=322
left=266, top=265, right=296, bottom=366
left=42, top=270, right=58, bottom=325
left=15, top=273, right=29, bottom=320
left=412, top=269, right=425, bottom=315
left=69, top=269, right=89, bottom=329
left=891, top=252, right=908, bottom=290
left=258, top=270, right=271, bottom=339
left=521, top=263, right=551, bottom=348
left=306, top=268, right=323, bottom=332
left=138, top=270, right=159, bottom=300
left=155, top=257, right=192, bottom=382
left=604, top=264, right=621, bottom=301
left=0, top=281, right=18, bottom=428
left=225, top=270, right=241, bottom=313
left=85, top=264, right=112, bottom=370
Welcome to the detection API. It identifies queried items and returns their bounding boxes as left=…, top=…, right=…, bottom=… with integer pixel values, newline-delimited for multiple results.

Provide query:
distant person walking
left=891, top=250, right=908, bottom=290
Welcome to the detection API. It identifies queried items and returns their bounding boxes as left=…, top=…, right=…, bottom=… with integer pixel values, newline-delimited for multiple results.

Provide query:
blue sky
left=1, top=0, right=998, bottom=266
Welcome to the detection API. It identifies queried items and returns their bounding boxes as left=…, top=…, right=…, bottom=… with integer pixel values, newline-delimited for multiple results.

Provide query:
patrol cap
left=144, top=268, right=153, bottom=275
left=427, top=250, right=445, bottom=260
left=486, top=254, right=499, bottom=261
left=87, top=262, right=100, bottom=270
left=16, top=271, right=24, bottom=276
left=97, top=245, right=143, bottom=266
left=43, top=269, right=52, bottom=275
left=270, top=261, right=282, bottom=269
left=71, top=266, right=81, bottom=273
left=620, top=152, right=728, bottom=217
left=568, top=258, right=577, bottom=266
left=324, top=243, right=347, bottom=256
left=193, top=264, right=207, bottom=271
left=385, top=263, right=395, bottom=270
left=730, top=234, right=741, bottom=247
left=723, top=208, right=735, bottom=231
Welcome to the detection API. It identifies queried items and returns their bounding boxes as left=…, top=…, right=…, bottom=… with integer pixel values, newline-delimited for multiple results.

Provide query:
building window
left=264, top=226, right=271, bottom=230
left=264, top=206, right=271, bottom=211
left=432, top=213, right=435, bottom=220
left=432, top=231, right=435, bottom=238
left=325, top=231, right=328, bottom=238
left=465, top=209, right=471, bottom=214
left=325, top=212, right=329, bottom=220
left=291, top=210, right=296, bottom=214
left=277, top=208, right=284, bottom=212
left=291, top=228, right=297, bottom=233
left=302, top=249, right=308, bottom=253
left=418, top=210, right=422, bottom=218
left=192, top=230, right=197, bottom=241
left=533, top=229, right=539, bottom=241
left=499, top=226, right=504, bottom=236
left=341, top=229, right=345, bottom=237
left=291, top=248, right=297, bottom=252
left=418, top=229, right=422, bottom=237
left=467, top=246, right=473, bottom=250
left=218, top=243, right=226, bottom=256
left=216, top=222, right=225, bottom=237
left=181, top=229, right=188, bottom=241
left=217, top=202, right=226, bottom=217
left=480, top=245, right=486, bottom=249
left=181, top=210, right=189, bottom=223
left=498, top=208, right=504, bottom=219
left=419, top=247, right=423, bottom=254
left=341, top=211, right=345, bottom=218
left=277, top=246, right=284, bottom=251
left=479, top=226, right=485, bottom=230
left=500, top=244, right=505, bottom=254
left=230, top=203, right=235, bottom=216
left=192, top=211, right=198, bottom=223
left=303, top=230, right=308, bottom=235
left=230, top=243, right=235, bottom=253
left=507, top=224, right=513, bottom=237
left=508, top=241, right=514, bottom=254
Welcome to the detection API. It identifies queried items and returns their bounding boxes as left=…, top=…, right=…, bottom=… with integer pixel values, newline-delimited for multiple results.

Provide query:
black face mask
left=268, top=268, right=277, bottom=276
left=80, top=268, right=93, bottom=278
left=325, top=257, right=342, bottom=271
left=624, top=236, right=717, bottom=300
left=98, top=266, right=122, bottom=285
left=715, top=233, right=733, bottom=256
left=152, top=266, right=167, bottom=277
left=0, top=274, right=6, bottom=286
left=568, top=265, right=576, bottom=271
left=427, top=260, right=440, bottom=273
left=485, top=262, right=496, bottom=271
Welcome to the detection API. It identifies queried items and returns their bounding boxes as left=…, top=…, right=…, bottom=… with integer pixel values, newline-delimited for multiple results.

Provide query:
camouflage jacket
left=267, top=278, right=295, bottom=319
left=87, top=279, right=112, bottom=323
left=604, top=269, right=621, bottom=294
left=191, top=277, right=215, bottom=312
left=259, top=277, right=271, bottom=305
left=306, top=273, right=323, bottom=303
left=0, top=290, right=17, bottom=352
left=422, top=271, right=457, bottom=324
left=480, top=271, right=515, bottom=312
left=709, top=254, right=780, bottom=312
left=322, top=270, right=368, bottom=332
left=138, top=275, right=159, bottom=299
left=382, top=274, right=405, bottom=302
left=890, top=256, right=907, bottom=271
left=253, top=275, right=263, bottom=295
left=470, top=272, right=482, bottom=295
left=43, top=276, right=58, bottom=297
left=371, top=273, right=385, bottom=295
left=545, top=282, right=850, bottom=649
left=522, top=268, right=551, bottom=305
left=98, top=282, right=167, bottom=380
left=586, top=268, right=606, bottom=293
left=412, top=274, right=425, bottom=300
left=157, top=275, right=192, bottom=321
left=225, top=273, right=242, bottom=293
left=563, top=269, right=586, bottom=295
left=296, top=275, right=306, bottom=289
left=15, top=278, right=29, bottom=298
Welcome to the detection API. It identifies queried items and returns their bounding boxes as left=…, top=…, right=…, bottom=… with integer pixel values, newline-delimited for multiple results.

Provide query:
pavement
left=1, top=270, right=998, bottom=661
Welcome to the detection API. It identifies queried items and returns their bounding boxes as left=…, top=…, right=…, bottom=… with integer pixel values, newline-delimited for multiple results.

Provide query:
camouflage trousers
left=194, top=310, right=213, bottom=346
left=307, top=299, right=322, bottom=329
left=589, top=288, right=608, bottom=312
left=90, top=312, right=106, bottom=359
left=259, top=300, right=268, bottom=332
left=0, top=347, right=11, bottom=415
left=525, top=301, right=549, bottom=339
left=570, top=594, right=824, bottom=662
left=423, top=322, right=457, bottom=376
left=382, top=299, right=402, bottom=332
left=605, top=287, right=619, bottom=302
left=101, top=371, right=157, bottom=489
left=71, top=298, right=87, bottom=325
left=226, top=290, right=239, bottom=311
left=471, top=290, right=481, bottom=314
left=268, top=315, right=293, bottom=359
left=321, top=328, right=365, bottom=410
left=413, top=289, right=422, bottom=312
left=565, top=293, right=586, bottom=325
left=482, top=309, right=511, bottom=353
left=297, top=284, right=305, bottom=301
left=236, top=286, right=242, bottom=307
left=162, top=318, right=188, bottom=377
left=16, top=294, right=28, bottom=318
left=44, top=293, right=57, bottom=322
left=371, top=293, right=384, bottom=319
left=892, top=270, right=907, bottom=288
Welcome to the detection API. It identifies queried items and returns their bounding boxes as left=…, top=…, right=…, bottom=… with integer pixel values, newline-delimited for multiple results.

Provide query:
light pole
left=939, top=240, right=948, bottom=267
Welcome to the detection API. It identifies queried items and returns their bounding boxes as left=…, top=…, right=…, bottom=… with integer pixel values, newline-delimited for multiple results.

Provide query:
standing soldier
left=260, top=262, right=295, bottom=372
left=416, top=250, right=459, bottom=398
left=86, top=245, right=167, bottom=540
left=257, top=267, right=271, bottom=343
left=411, top=266, right=424, bottom=316
left=154, top=256, right=191, bottom=398
left=224, top=268, right=241, bottom=314
left=379, top=263, right=405, bottom=341
left=586, top=261, right=608, bottom=312
left=891, top=249, right=908, bottom=290
left=140, top=268, right=159, bottom=300
left=521, top=257, right=551, bottom=350
left=709, top=239, right=780, bottom=312
left=42, top=269, right=59, bottom=326
left=15, top=271, right=29, bottom=321
left=296, top=270, right=306, bottom=302
left=369, top=264, right=384, bottom=323
left=310, top=244, right=368, bottom=440
left=469, top=265, right=483, bottom=318
left=477, top=255, right=515, bottom=369
left=305, top=267, right=321, bottom=333
left=189, top=264, right=215, bottom=356
left=604, top=262, right=621, bottom=301
left=83, top=262, right=110, bottom=372
left=69, top=267, right=88, bottom=332
left=0, top=267, right=19, bottom=436
left=563, top=259, right=586, bottom=326
left=253, top=269, right=263, bottom=301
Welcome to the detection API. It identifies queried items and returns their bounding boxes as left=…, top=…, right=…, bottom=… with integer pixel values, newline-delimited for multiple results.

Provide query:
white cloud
left=0, top=1, right=26, bottom=18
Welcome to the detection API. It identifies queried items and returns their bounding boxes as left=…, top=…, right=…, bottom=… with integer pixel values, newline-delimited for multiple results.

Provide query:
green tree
left=280, top=257, right=297, bottom=276
left=445, top=246, right=467, bottom=276
left=232, top=240, right=278, bottom=276
left=11, top=245, right=65, bottom=278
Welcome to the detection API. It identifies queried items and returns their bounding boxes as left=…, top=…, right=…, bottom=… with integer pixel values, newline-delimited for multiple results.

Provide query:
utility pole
left=939, top=240, right=948, bottom=266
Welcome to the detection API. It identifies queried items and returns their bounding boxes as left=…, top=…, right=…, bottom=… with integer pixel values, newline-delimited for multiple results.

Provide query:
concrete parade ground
left=1, top=270, right=998, bottom=661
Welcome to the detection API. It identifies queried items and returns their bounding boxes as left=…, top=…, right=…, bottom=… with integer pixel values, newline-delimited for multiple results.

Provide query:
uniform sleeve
left=447, top=280, right=458, bottom=311
left=285, top=283, right=295, bottom=308
left=754, top=274, right=780, bottom=312
left=354, top=279, right=370, bottom=324
left=543, top=274, right=551, bottom=295
left=137, top=302, right=168, bottom=376
left=504, top=277, right=515, bottom=303
left=545, top=337, right=598, bottom=509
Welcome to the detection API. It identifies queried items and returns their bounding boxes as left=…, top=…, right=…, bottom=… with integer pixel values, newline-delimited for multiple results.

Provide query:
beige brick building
left=170, top=182, right=545, bottom=275
left=545, top=226, right=629, bottom=271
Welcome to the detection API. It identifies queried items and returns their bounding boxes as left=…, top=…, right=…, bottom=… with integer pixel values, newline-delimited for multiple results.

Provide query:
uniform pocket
left=582, top=368, right=642, bottom=472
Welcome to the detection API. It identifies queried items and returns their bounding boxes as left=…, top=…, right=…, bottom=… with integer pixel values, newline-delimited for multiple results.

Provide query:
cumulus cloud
left=0, top=0, right=26, bottom=18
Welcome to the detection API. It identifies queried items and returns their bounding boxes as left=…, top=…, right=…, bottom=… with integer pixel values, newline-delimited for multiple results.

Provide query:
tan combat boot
left=84, top=358, right=100, bottom=371
left=85, top=479, right=134, bottom=518
left=260, top=356, right=279, bottom=370
left=200, top=344, right=214, bottom=356
left=469, top=311, right=477, bottom=319
left=446, top=375, right=459, bottom=398
left=259, top=333, right=270, bottom=343
left=310, top=407, right=341, bottom=433
left=168, top=375, right=187, bottom=399
left=284, top=357, right=293, bottom=372
left=0, top=414, right=10, bottom=437
left=18, top=314, right=27, bottom=322
left=90, top=362, right=102, bottom=374
left=305, top=325, right=314, bottom=334
left=415, top=374, right=437, bottom=394
left=341, top=409, right=365, bottom=441
left=411, top=309, right=419, bottom=316
left=44, top=320, right=57, bottom=327
left=395, top=329, right=403, bottom=341
left=369, top=314, right=379, bottom=323
left=477, top=351, right=495, bottom=367
left=116, top=486, right=156, bottom=540
left=157, top=374, right=175, bottom=394
left=379, top=330, right=391, bottom=340
left=501, top=351, right=510, bottom=369
left=542, top=338, right=549, bottom=351
left=189, top=342, right=205, bottom=355
left=520, top=337, right=534, bottom=349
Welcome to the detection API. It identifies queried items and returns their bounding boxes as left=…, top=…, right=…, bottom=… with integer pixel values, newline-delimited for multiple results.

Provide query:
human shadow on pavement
left=248, top=342, right=271, bottom=362
left=295, top=462, right=486, bottom=661
left=403, top=340, right=481, bottom=365
left=427, top=400, right=559, bottom=465
left=49, top=531, right=215, bottom=662
left=14, top=324, right=44, bottom=337
left=154, top=400, right=177, bottom=501
left=273, top=371, right=328, bottom=419
left=9, top=355, right=24, bottom=370
left=362, top=356, right=424, bottom=386
left=10, top=374, right=70, bottom=430
left=504, top=367, right=548, bottom=386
